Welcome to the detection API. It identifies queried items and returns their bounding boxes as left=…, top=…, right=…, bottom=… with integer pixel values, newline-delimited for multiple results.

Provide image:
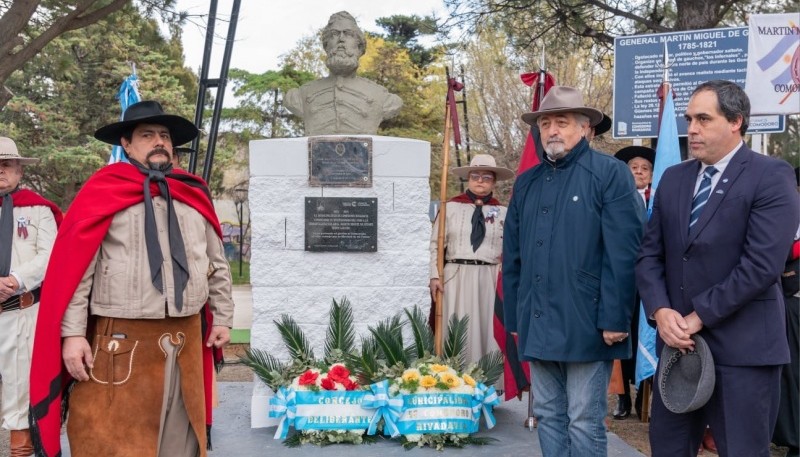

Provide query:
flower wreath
left=241, top=298, right=503, bottom=450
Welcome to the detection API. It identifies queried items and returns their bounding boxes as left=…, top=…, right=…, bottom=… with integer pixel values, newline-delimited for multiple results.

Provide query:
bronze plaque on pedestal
left=305, top=197, right=377, bottom=252
left=308, top=137, right=372, bottom=187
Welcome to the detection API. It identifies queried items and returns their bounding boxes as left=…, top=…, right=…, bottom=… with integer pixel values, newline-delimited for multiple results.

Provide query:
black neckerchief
left=0, top=190, right=14, bottom=277
left=466, top=189, right=492, bottom=252
left=131, top=160, right=190, bottom=312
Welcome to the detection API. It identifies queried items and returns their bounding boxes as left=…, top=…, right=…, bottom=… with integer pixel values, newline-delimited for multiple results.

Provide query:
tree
left=0, top=0, right=191, bottom=111
left=376, top=14, right=441, bottom=68
left=443, top=0, right=790, bottom=52
left=446, top=0, right=798, bottom=167
left=0, top=3, right=195, bottom=207
left=223, top=65, right=315, bottom=138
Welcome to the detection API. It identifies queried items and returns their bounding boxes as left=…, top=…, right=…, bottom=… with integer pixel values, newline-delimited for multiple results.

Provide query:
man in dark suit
left=636, top=80, right=799, bottom=457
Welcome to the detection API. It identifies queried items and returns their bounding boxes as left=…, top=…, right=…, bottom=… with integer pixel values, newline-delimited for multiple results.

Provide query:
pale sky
left=176, top=0, right=447, bottom=76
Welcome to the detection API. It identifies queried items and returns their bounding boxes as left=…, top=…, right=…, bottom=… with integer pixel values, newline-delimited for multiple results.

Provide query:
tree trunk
left=675, top=0, right=732, bottom=30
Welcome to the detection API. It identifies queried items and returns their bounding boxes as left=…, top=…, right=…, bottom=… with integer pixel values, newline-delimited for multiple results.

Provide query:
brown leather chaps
left=67, top=314, right=206, bottom=456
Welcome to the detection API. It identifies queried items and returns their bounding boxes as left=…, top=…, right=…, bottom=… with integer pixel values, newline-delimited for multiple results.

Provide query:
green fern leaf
left=275, top=314, right=314, bottom=364
left=239, top=347, right=287, bottom=391
left=476, top=350, right=505, bottom=386
left=346, top=336, right=381, bottom=385
left=370, top=315, right=408, bottom=367
left=404, top=306, right=434, bottom=360
left=443, top=314, right=469, bottom=368
left=324, top=297, right=356, bottom=363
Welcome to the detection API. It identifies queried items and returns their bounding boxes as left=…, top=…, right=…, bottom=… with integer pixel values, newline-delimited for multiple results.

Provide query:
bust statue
left=284, top=11, right=403, bottom=136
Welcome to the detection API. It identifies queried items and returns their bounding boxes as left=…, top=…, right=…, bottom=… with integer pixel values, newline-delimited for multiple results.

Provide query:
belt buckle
left=19, top=291, right=33, bottom=309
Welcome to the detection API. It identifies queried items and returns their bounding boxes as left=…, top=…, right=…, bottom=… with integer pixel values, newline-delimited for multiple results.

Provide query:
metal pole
left=189, top=0, right=218, bottom=175
left=202, top=0, right=241, bottom=183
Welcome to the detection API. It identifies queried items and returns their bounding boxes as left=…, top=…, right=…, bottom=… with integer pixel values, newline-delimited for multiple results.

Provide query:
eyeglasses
left=468, top=172, right=495, bottom=182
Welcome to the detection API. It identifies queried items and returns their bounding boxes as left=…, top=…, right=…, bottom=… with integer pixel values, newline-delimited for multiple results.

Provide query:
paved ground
left=53, top=382, right=644, bottom=457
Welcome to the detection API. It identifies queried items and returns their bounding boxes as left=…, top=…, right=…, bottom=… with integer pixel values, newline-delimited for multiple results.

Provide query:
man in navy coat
left=503, top=86, right=644, bottom=456
left=637, top=80, right=799, bottom=457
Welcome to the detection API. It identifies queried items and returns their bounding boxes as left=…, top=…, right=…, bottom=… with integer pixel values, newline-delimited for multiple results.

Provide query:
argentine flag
left=635, top=91, right=682, bottom=384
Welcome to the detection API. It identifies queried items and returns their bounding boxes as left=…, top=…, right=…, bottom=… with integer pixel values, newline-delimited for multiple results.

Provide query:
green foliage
left=442, top=314, right=469, bottom=367
left=361, top=305, right=503, bottom=388
left=284, top=430, right=377, bottom=447
left=369, top=315, right=408, bottom=368
left=474, top=351, right=505, bottom=387
left=404, top=307, right=434, bottom=359
left=324, top=297, right=356, bottom=364
left=275, top=314, right=315, bottom=366
left=375, top=14, right=441, bottom=68
left=0, top=4, right=196, bottom=208
left=400, top=434, right=497, bottom=450
left=239, top=348, right=288, bottom=391
left=224, top=65, right=316, bottom=138
left=346, top=337, right=382, bottom=386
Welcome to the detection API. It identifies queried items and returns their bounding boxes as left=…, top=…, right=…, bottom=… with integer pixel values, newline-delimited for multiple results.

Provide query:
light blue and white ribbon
left=362, top=380, right=403, bottom=437
left=472, top=383, right=500, bottom=429
left=268, top=387, right=297, bottom=439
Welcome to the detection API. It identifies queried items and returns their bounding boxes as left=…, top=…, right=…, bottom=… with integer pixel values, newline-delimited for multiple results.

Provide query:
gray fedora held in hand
left=0, top=137, right=39, bottom=164
left=521, top=86, right=604, bottom=127
left=659, top=334, right=716, bottom=414
left=94, top=100, right=198, bottom=147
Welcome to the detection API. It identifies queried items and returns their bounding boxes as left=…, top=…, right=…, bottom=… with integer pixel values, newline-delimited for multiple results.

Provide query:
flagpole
left=656, top=42, right=675, bottom=136
left=537, top=45, right=546, bottom=111
left=434, top=70, right=454, bottom=357
left=639, top=42, right=676, bottom=423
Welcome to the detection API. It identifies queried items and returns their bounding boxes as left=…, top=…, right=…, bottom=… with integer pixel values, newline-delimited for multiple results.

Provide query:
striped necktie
left=689, top=166, right=718, bottom=232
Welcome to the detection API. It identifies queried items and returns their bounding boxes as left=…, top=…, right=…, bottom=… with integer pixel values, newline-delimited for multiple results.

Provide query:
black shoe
left=612, top=394, right=631, bottom=420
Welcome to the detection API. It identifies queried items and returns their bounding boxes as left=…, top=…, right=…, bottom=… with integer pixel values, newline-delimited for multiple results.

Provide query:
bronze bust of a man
left=284, top=11, right=403, bottom=136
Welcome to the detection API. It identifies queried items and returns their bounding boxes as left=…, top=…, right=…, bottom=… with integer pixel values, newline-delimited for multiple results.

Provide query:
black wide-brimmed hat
left=615, top=146, right=655, bottom=166
left=94, top=101, right=198, bottom=147
left=659, top=334, right=716, bottom=414
left=594, top=114, right=612, bottom=137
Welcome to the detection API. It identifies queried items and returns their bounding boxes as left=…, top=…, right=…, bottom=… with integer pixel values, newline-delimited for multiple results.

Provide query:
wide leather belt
left=0, top=287, right=41, bottom=313
left=446, top=259, right=496, bottom=266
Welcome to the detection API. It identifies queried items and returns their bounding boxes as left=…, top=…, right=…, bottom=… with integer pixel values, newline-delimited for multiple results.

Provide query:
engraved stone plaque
left=305, top=197, right=377, bottom=252
left=308, top=137, right=372, bottom=187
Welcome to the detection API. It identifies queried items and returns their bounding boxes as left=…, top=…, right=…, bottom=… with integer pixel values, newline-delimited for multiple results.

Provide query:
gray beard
left=326, top=54, right=359, bottom=76
left=544, top=142, right=568, bottom=161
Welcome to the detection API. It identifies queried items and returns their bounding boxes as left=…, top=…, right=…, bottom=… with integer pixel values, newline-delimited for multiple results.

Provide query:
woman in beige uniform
left=429, top=154, right=514, bottom=365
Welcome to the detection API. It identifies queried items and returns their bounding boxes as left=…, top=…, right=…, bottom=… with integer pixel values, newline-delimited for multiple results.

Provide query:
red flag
left=447, top=77, right=465, bottom=145
left=492, top=69, right=555, bottom=400
left=517, top=71, right=556, bottom=172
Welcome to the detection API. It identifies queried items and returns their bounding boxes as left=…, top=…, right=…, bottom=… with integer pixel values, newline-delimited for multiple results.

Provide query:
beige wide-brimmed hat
left=0, top=137, right=39, bottom=164
left=451, top=154, right=514, bottom=181
left=521, top=86, right=604, bottom=127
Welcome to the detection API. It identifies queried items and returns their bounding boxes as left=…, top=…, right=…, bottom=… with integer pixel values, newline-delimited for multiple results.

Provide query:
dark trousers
left=650, top=363, right=781, bottom=457
left=773, top=296, right=799, bottom=454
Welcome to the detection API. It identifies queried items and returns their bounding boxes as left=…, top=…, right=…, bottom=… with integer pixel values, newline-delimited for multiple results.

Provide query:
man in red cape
left=0, top=137, right=62, bottom=457
left=29, top=101, right=234, bottom=457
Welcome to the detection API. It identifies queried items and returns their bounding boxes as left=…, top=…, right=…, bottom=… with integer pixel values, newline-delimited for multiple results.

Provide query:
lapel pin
left=715, top=189, right=724, bottom=194
left=722, top=178, right=728, bottom=183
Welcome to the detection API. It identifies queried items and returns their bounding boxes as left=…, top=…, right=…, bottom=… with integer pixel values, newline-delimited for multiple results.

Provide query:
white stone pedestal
left=248, top=136, right=431, bottom=428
